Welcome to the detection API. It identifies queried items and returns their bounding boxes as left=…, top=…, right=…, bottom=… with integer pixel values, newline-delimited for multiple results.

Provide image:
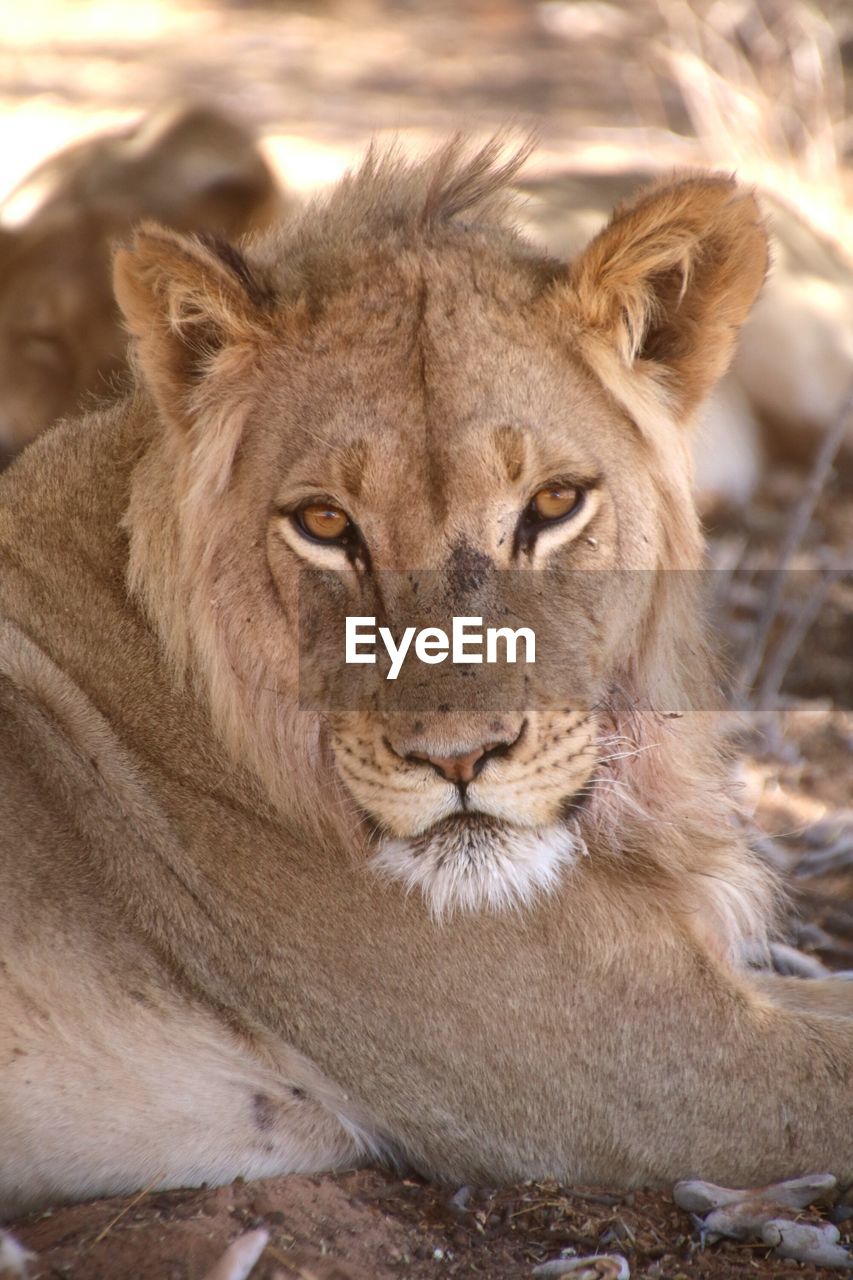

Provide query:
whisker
left=598, top=743, right=661, bottom=762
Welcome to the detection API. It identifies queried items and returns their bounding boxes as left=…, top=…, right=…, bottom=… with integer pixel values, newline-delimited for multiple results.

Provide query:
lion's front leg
left=564, top=933, right=853, bottom=1188
left=0, top=943, right=381, bottom=1220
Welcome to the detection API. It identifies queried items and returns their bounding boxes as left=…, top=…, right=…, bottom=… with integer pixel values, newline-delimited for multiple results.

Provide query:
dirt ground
left=2, top=2, right=852, bottom=1277
left=11, top=1168, right=853, bottom=1280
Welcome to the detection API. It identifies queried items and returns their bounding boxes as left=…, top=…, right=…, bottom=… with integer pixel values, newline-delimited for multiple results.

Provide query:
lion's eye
left=295, top=501, right=352, bottom=543
left=15, top=331, right=70, bottom=373
left=529, top=483, right=582, bottom=523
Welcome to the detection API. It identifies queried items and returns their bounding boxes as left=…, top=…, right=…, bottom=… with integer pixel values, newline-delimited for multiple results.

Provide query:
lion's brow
left=337, top=439, right=368, bottom=500
left=492, top=425, right=527, bottom=483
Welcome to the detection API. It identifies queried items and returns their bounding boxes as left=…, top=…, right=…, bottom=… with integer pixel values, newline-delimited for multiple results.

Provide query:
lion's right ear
left=546, top=175, right=768, bottom=431
left=113, top=222, right=272, bottom=430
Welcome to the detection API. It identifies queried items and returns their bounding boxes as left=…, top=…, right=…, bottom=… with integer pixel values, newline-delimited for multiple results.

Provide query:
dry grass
left=657, top=0, right=852, bottom=251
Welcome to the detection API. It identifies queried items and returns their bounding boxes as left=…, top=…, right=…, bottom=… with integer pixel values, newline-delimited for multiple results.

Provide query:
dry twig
left=88, top=1171, right=166, bottom=1248
left=757, top=556, right=849, bottom=709
left=738, top=383, right=853, bottom=697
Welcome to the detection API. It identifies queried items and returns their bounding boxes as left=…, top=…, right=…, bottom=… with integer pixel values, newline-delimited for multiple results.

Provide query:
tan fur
left=519, top=167, right=853, bottom=504
left=1, top=139, right=852, bottom=1218
left=0, top=102, right=281, bottom=458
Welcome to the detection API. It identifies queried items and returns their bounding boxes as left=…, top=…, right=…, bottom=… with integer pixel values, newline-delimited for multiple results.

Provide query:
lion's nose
left=407, top=742, right=505, bottom=785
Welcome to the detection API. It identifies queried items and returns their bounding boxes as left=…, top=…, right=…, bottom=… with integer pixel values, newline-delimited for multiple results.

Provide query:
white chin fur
left=371, top=819, right=580, bottom=919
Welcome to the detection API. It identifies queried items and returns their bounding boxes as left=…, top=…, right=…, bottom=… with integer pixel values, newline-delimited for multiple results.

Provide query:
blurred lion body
left=0, top=102, right=281, bottom=458
left=1, top=140, right=852, bottom=1219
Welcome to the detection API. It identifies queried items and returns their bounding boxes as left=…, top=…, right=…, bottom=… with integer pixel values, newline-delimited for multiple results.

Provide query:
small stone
left=531, top=1255, right=629, bottom=1278
left=0, top=1232, right=34, bottom=1280
left=200, top=1193, right=228, bottom=1218
left=702, top=1197, right=791, bottom=1241
left=761, top=1217, right=853, bottom=1269
left=201, top=1229, right=269, bottom=1280
left=449, top=1185, right=473, bottom=1212
left=673, top=1172, right=836, bottom=1214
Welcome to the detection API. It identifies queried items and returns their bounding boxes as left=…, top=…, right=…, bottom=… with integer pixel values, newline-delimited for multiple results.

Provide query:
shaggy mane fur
left=250, top=135, right=547, bottom=307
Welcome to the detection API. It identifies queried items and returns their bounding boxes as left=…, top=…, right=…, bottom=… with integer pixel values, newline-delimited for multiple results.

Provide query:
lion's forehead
left=252, top=247, right=662, bottom=575
left=280, top=252, right=561, bottom=403
left=266, top=265, right=616, bottom=500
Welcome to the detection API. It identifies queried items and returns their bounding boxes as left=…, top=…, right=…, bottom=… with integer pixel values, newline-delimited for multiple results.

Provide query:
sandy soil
left=11, top=1168, right=853, bottom=1279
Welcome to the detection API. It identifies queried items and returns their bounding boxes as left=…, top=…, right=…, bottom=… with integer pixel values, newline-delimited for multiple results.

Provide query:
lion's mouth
left=371, top=810, right=580, bottom=918
left=360, top=807, right=505, bottom=850
left=422, top=778, right=593, bottom=843
left=423, top=812, right=502, bottom=838
left=361, top=784, right=590, bottom=849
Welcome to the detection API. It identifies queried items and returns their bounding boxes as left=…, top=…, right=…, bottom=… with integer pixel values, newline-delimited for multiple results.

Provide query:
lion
left=0, top=101, right=281, bottom=461
left=0, top=138, right=851, bottom=1221
left=518, top=166, right=853, bottom=508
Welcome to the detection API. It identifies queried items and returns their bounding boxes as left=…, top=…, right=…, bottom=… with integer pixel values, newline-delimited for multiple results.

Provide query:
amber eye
left=529, top=483, right=582, bottom=523
left=295, top=500, right=352, bottom=543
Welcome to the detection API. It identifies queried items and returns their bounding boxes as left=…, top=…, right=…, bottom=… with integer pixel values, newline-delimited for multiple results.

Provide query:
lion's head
left=115, top=138, right=770, bottom=946
left=0, top=102, right=280, bottom=460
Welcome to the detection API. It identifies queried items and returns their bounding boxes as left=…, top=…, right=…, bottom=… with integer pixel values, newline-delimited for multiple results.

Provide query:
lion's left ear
left=113, top=222, right=273, bottom=431
left=549, top=175, right=768, bottom=424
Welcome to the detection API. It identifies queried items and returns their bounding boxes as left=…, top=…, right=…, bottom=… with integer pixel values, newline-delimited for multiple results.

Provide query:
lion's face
left=0, top=224, right=127, bottom=457
left=116, top=143, right=766, bottom=918
left=249, top=263, right=675, bottom=912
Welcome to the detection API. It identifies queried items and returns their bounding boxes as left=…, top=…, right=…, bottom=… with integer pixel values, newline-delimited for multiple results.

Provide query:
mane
left=334, top=133, right=534, bottom=227
left=251, top=134, right=543, bottom=305
left=573, top=573, right=779, bottom=968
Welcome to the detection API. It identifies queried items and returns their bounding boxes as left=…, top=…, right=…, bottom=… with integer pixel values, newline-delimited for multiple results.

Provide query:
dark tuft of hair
left=196, top=233, right=275, bottom=307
